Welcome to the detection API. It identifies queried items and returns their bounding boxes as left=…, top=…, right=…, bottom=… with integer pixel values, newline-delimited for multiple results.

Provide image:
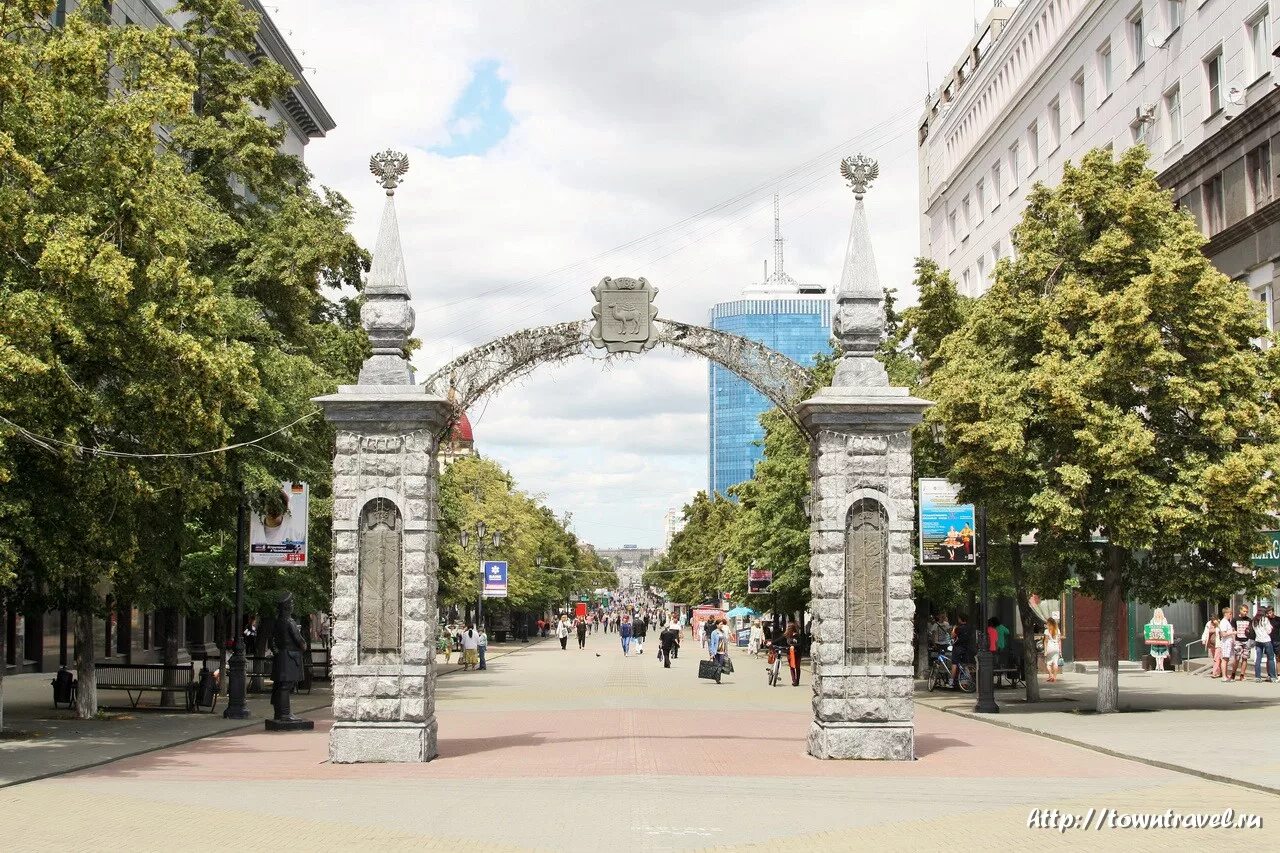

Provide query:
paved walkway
left=916, top=666, right=1280, bottom=795
left=1, top=636, right=1276, bottom=850
left=0, top=640, right=530, bottom=786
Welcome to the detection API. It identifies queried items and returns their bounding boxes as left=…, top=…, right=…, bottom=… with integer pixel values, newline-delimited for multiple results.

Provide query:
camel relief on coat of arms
left=589, top=276, right=659, bottom=353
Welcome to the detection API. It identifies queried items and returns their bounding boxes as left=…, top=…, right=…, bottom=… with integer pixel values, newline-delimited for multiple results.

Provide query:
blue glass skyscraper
left=708, top=198, right=831, bottom=495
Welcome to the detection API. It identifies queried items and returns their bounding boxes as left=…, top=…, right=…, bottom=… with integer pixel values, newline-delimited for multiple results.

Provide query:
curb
left=927, top=701, right=1280, bottom=798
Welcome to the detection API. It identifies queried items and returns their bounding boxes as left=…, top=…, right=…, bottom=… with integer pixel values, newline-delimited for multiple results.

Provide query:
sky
left=269, top=0, right=998, bottom=548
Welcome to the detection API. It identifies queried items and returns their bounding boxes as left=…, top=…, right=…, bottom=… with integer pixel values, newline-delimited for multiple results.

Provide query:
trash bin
left=51, top=667, right=77, bottom=710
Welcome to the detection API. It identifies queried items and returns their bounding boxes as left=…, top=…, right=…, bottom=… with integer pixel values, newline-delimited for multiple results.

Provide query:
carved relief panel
left=844, top=498, right=888, bottom=664
left=359, top=498, right=403, bottom=660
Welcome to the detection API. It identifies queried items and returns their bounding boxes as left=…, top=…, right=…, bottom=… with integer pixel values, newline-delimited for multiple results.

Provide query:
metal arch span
left=421, top=318, right=815, bottom=435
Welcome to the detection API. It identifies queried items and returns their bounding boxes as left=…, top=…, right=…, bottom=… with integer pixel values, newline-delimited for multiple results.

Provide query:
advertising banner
left=249, top=481, right=308, bottom=566
left=1251, top=531, right=1280, bottom=568
left=747, top=567, right=773, bottom=594
left=482, top=561, right=508, bottom=598
left=918, top=478, right=976, bottom=566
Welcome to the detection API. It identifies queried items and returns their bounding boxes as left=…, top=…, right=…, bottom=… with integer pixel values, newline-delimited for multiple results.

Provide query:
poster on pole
left=747, top=567, right=773, bottom=594
left=249, top=481, right=308, bottom=566
left=482, top=561, right=508, bottom=598
left=918, top=478, right=976, bottom=566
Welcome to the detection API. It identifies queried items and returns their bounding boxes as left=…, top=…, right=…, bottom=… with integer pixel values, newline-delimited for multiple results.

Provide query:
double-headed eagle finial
left=840, top=154, right=879, bottom=200
left=370, top=149, right=410, bottom=195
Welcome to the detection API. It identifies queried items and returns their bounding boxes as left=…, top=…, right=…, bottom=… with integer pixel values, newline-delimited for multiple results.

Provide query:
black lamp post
left=223, top=487, right=250, bottom=720
left=973, top=505, right=1000, bottom=714
left=461, top=520, right=501, bottom=631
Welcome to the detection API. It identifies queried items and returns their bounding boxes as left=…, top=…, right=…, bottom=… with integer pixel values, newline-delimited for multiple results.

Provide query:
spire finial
left=840, top=153, right=879, bottom=201
left=773, top=192, right=785, bottom=283
left=369, top=149, right=410, bottom=196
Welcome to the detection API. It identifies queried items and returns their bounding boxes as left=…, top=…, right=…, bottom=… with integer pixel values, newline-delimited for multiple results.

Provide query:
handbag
left=721, top=656, right=734, bottom=675
left=698, top=659, right=721, bottom=680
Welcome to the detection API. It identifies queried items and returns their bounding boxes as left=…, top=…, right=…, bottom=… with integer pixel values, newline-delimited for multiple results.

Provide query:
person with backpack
left=633, top=614, right=648, bottom=655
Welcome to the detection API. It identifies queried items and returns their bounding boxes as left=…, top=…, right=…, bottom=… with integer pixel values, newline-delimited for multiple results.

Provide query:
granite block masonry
left=315, top=151, right=452, bottom=763
left=800, top=156, right=930, bottom=760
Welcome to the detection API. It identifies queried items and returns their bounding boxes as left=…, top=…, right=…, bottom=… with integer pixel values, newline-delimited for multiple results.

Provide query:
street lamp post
left=974, top=505, right=1000, bottom=714
left=461, top=521, right=501, bottom=631
left=223, top=487, right=250, bottom=720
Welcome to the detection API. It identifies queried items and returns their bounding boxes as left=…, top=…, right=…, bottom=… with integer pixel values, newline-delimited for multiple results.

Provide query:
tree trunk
left=1008, top=542, right=1040, bottom=702
left=160, top=607, right=180, bottom=707
left=74, top=609, right=96, bottom=719
left=1096, top=547, right=1125, bottom=713
left=0, top=605, right=6, bottom=732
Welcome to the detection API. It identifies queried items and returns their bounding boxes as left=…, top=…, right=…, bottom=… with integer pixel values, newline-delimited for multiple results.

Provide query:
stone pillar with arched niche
left=315, top=151, right=452, bottom=762
left=800, top=156, right=930, bottom=760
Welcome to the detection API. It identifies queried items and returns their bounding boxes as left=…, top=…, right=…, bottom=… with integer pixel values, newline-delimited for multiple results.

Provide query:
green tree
left=929, top=146, right=1280, bottom=712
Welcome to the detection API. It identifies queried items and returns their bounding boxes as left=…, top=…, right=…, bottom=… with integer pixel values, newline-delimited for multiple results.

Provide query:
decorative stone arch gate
left=316, top=150, right=928, bottom=764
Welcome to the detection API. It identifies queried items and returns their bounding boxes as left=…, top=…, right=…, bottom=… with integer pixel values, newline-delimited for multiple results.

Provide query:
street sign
left=482, top=561, right=508, bottom=598
left=1252, top=531, right=1280, bottom=568
left=747, top=567, right=772, bottom=594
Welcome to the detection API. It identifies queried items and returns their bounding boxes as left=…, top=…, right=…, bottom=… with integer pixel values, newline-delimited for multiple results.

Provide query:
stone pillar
left=314, top=150, right=452, bottom=763
left=802, top=155, right=930, bottom=760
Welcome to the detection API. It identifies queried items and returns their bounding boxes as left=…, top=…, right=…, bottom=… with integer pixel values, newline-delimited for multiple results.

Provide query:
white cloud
left=271, top=0, right=991, bottom=546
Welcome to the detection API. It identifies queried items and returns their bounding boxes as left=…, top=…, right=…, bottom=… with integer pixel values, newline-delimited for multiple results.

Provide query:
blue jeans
left=1255, top=641, right=1275, bottom=679
left=478, top=646, right=487, bottom=670
left=621, top=636, right=631, bottom=654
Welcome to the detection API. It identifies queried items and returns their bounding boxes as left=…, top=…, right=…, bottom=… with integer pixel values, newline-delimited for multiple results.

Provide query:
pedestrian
left=576, top=615, right=588, bottom=650
left=477, top=625, right=488, bottom=670
left=536, top=618, right=545, bottom=638
left=1202, top=616, right=1220, bottom=677
left=1042, top=617, right=1063, bottom=683
left=747, top=620, right=764, bottom=656
left=460, top=622, right=480, bottom=671
left=708, top=619, right=728, bottom=683
left=659, top=619, right=679, bottom=668
left=634, top=613, right=648, bottom=655
left=1217, top=607, right=1236, bottom=682
left=1232, top=604, right=1253, bottom=682
left=557, top=614, right=571, bottom=650
left=781, top=622, right=801, bottom=686
left=437, top=628, right=452, bottom=664
left=620, top=614, right=633, bottom=656
left=1253, top=608, right=1275, bottom=682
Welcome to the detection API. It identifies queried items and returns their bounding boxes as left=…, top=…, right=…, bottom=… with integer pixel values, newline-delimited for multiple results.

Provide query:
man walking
left=659, top=618, right=680, bottom=668
left=634, top=613, right=648, bottom=655
left=619, top=615, right=633, bottom=656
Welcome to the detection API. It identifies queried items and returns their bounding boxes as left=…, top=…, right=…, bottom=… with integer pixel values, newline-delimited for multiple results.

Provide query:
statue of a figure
left=266, top=592, right=314, bottom=731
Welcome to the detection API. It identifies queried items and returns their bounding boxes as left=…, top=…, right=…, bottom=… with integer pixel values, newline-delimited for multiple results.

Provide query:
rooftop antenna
left=773, top=192, right=785, bottom=284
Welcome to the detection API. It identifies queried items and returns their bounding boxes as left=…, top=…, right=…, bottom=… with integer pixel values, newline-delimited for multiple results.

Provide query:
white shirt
left=556, top=620, right=570, bottom=638
left=460, top=629, right=479, bottom=650
left=1254, top=619, right=1272, bottom=644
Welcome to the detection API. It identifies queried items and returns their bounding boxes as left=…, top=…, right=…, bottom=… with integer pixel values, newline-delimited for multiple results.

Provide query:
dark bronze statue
left=266, top=592, right=314, bottom=731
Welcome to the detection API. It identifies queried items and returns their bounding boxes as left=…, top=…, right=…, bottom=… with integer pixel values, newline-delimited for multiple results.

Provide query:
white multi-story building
left=920, top=0, right=1280, bottom=316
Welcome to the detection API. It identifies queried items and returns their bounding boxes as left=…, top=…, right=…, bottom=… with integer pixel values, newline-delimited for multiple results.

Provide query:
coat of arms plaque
left=590, top=276, right=659, bottom=353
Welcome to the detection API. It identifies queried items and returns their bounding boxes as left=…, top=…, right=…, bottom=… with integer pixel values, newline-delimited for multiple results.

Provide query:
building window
left=1247, top=7, right=1271, bottom=82
left=1071, top=70, right=1086, bottom=128
left=992, top=160, right=1004, bottom=202
left=961, top=267, right=972, bottom=294
left=975, top=179, right=986, bottom=222
left=1205, top=47, right=1224, bottom=114
left=1009, top=140, right=1021, bottom=188
left=1202, top=173, right=1225, bottom=234
left=1166, top=0, right=1184, bottom=30
left=961, top=195, right=972, bottom=236
left=1164, top=84, right=1182, bottom=147
left=948, top=209, right=959, bottom=251
left=1098, top=41, right=1114, bottom=100
left=977, top=254, right=987, bottom=283
left=1258, top=285, right=1275, bottom=332
left=1027, top=121, right=1040, bottom=171
left=1131, top=115, right=1150, bottom=145
left=1049, top=98, right=1063, bottom=149
left=1129, top=9, right=1145, bottom=68
left=1247, top=144, right=1272, bottom=211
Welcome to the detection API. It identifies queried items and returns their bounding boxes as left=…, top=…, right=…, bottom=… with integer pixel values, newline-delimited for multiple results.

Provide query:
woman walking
left=1254, top=608, right=1275, bottom=682
left=1043, top=617, right=1064, bottom=683
left=747, top=620, right=764, bottom=656
left=619, top=615, right=633, bottom=656
left=460, top=622, right=480, bottom=671
left=1202, top=616, right=1220, bottom=678
left=557, top=614, right=571, bottom=650
left=576, top=615, right=588, bottom=650
left=780, top=623, right=801, bottom=686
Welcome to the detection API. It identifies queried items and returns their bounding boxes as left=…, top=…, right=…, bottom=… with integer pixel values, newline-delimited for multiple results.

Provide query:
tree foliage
left=928, top=146, right=1280, bottom=710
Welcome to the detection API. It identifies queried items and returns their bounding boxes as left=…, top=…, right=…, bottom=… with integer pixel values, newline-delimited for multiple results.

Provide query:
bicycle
left=927, top=643, right=975, bottom=693
left=766, top=642, right=783, bottom=686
